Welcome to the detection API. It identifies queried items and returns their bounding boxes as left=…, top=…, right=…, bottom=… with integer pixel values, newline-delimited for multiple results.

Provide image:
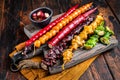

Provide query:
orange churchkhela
left=34, top=3, right=93, bottom=48
left=62, top=13, right=104, bottom=69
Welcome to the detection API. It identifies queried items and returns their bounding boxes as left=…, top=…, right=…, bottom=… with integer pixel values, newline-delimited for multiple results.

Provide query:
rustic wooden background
left=0, top=0, right=120, bottom=80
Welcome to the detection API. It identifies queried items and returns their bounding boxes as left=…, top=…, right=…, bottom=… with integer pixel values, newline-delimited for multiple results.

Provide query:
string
left=33, top=45, right=36, bottom=55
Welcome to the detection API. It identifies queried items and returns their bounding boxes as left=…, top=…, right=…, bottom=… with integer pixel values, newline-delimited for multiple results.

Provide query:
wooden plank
left=0, top=0, right=33, bottom=80
left=5, top=70, right=25, bottom=80
left=0, top=0, right=25, bottom=79
left=69, top=0, right=82, bottom=6
left=105, top=0, right=120, bottom=23
left=55, top=0, right=81, bottom=13
left=0, top=1, right=5, bottom=77
left=90, top=55, right=113, bottom=80
left=45, top=0, right=60, bottom=15
left=95, top=0, right=120, bottom=79
left=19, top=0, right=33, bottom=25
left=104, top=48, right=120, bottom=80
left=99, top=2, right=120, bottom=78
left=0, top=0, right=5, bottom=37
left=32, top=0, right=46, bottom=9
left=79, top=67, right=95, bottom=80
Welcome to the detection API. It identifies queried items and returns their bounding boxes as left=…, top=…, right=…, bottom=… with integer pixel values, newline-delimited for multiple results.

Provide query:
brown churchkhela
left=62, top=14, right=104, bottom=67
left=42, top=16, right=95, bottom=66
left=34, top=3, right=93, bottom=48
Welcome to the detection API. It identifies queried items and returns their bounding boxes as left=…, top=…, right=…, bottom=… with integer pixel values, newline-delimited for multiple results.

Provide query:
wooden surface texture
left=0, top=0, right=120, bottom=80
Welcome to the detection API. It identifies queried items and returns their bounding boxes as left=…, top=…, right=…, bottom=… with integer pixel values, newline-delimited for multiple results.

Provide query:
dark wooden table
left=0, top=0, right=120, bottom=80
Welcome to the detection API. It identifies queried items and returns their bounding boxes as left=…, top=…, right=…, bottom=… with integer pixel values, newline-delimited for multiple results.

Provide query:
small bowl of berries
left=29, top=7, right=53, bottom=28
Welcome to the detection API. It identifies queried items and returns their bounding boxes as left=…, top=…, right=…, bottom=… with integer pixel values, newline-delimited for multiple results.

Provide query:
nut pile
left=32, top=10, right=49, bottom=21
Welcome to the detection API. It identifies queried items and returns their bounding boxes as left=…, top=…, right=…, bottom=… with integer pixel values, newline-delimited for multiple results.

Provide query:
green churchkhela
left=100, top=26, right=114, bottom=44
left=84, top=21, right=114, bottom=49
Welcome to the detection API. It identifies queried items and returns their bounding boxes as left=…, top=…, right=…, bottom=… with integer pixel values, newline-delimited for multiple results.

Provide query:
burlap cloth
left=9, top=42, right=98, bottom=80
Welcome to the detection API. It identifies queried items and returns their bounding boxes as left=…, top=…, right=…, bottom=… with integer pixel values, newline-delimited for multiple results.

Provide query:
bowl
left=29, top=7, right=53, bottom=28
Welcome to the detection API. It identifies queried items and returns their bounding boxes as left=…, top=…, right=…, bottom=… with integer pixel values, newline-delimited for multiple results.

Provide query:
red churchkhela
left=48, top=7, right=97, bottom=48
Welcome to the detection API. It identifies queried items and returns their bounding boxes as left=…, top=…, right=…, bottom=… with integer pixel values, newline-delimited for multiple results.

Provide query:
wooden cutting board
left=48, top=36, right=118, bottom=74
left=24, top=14, right=118, bottom=74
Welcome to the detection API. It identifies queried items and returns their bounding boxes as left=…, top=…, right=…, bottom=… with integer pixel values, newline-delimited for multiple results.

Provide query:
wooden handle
left=14, top=42, right=25, bottom=51
left=9, top=42, right=25, bottom=58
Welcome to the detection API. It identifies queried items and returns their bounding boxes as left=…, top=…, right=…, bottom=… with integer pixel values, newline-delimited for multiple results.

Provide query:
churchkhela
left=33, top=3, right=93, bottom=48
left=48, top=8, right=97, bottom=48
left=42, top=15, right=95, bottom=66
left=9, top=2, right=115, bottom=72
left=84, top=21, right=114, bottom=49
left=62, top=13, right=104, bottom=67
left=25, top=4, right=79, bottom=47
left=10, top=3, right=94, bottom=68
left=100, top=27, right=114, bottom=44
left=84, top=21, right=106, bottom=49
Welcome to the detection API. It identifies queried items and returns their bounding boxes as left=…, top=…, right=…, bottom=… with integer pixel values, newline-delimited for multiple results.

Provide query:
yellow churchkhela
left=62, top=13, right=104, bottom=68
